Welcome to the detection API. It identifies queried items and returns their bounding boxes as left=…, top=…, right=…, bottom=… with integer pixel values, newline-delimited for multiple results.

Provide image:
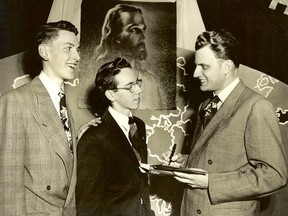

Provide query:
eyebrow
left=63, top=42, right=79, bottom=48
left=127, top=24, right=146, bottom=30
left=123, top=81, right=134, bottom=87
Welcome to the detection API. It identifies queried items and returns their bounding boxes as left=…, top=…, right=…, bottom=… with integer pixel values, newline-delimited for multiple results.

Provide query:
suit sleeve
left=208, top=98, right=288, bottom=204
left=76, top=127, right=105, bottom=215
left=0, top=93, right=26, bottom=215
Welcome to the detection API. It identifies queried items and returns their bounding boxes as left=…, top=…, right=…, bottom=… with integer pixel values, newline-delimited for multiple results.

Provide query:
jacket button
left=197, top=209, right=201, bottom=214
left=208, top=160, right=213, bottom=165
left=46, top=185, right=51, bottom=190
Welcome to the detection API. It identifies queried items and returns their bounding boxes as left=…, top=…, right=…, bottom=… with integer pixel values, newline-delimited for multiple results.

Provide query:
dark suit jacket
left=76, top=110, right=153, bottom=216
left=181, top=81, right=287, bottom=216
left=0, top=76, right=77, bottom=216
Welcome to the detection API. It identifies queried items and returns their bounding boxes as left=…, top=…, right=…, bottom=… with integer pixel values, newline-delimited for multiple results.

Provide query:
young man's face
left=193, top=46, right=227, bottom=94
left=44, top=30, right=80, bottom=84
left=116, top=11, right=147, bottom=61
left=111, top=67, right=142, bottom=116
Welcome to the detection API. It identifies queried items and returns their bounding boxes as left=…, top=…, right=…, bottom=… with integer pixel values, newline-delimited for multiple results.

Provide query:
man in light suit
left=0, top=21, right=80, bottom=215
left=76, top=58, right=154, bottom=216
left=162, top=29, right=287, bottom=216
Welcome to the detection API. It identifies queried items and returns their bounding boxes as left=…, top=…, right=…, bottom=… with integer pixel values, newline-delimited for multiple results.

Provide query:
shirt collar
left=215, top=77, right=240, bottom=103
left=39, top=71, right=63, bottom=99
left=108, top=106, right=132, bottom=130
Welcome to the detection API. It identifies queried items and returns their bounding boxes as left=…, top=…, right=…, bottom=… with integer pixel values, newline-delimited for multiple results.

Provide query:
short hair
left=36, top=20, right=78, bottom=46
left=94, top=58, right=132, bottom=109
left=195, top=29, right=241, bottom=67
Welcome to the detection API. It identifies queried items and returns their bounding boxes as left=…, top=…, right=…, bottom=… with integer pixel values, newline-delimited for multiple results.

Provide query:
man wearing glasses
left=75, top=58, right=154, bottom=216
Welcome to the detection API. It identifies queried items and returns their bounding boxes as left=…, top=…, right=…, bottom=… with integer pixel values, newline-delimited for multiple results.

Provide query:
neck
left=42, top=67, right=64, bottom=88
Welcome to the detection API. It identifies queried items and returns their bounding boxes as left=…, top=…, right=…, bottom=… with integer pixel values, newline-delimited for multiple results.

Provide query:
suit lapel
left=102, top=111, right=142, bottom=169
left=191, top=82, right=246, bottom=156
left=29, top=77, right=73, bottom=177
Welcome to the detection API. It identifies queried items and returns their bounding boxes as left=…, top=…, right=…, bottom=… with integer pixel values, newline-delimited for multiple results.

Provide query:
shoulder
left=133, top=115, right=145, bottom=125
left=239, top=84, right=275, bottom=113
left=132, top=116, right=146, bottom=135
left=0, top=82, right=34, bottom=106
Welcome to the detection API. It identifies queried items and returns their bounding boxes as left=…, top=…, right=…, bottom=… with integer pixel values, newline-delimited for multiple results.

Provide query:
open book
left=140, top=164, right=207, bottom=176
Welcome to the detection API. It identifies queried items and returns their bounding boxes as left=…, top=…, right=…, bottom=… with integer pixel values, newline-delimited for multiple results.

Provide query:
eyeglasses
left=113, top=78, right=143, bottom=93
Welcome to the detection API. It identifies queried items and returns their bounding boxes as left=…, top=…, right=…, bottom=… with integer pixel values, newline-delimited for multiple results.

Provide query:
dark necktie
left=202, top=95, right=221, bottom=128
left=58, top=91, right=73, bottom=153
left=128, top=117, right=141, bottom=162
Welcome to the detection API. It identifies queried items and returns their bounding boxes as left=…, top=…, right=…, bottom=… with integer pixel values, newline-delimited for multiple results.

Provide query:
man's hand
left=162, top=151, right=186, bottom=168
left=77, top=116, right=102, bottom=141
left=173, top=170, right=209, bottom=189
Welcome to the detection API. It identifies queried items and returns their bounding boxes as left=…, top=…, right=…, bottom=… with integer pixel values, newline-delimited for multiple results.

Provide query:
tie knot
left=58, top=90, right=65, bottom=99
left=211, top=95, right=220, bottom=104
left=204, top=95, right=220, bottom=111
left=128, top=117, right=136, bottom=125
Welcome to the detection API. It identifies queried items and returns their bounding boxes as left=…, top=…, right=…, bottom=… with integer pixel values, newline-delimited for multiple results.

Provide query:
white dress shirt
left=215, top=77, right=240, bottom=109
left=39, top=72, right=63, bottom=117
left=108, top=106, right=133, bottom=146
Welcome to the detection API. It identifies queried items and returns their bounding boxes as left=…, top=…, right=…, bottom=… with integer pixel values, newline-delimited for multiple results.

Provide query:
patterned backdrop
left=1, top=0, right=288, bottom=215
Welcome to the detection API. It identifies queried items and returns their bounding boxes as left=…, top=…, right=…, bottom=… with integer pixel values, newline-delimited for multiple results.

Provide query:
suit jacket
left=181, top=81, right=287, bottom=216
left=0, top=77, right=77, bottom=216
left=76, top=110, right=153, bottom=216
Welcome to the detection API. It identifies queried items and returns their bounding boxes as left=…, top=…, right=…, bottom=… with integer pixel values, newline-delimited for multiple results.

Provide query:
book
left=140, top=164, right=207, bottom=176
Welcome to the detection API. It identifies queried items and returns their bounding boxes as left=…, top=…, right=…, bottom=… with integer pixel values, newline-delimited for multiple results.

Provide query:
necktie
left=202, top=95, right=221, bottom=128
left=128, top=117, right=141, bottom=162
left=58, top=91, right=73, bottom=153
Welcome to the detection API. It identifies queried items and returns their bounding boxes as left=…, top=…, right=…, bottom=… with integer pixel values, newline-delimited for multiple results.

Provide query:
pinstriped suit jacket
left=0, top=77, right=77, bottom=216
left=181, top=81, right=287, bottom=216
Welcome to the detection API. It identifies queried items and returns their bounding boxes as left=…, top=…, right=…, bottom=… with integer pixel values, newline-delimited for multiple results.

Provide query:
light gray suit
left=0, top=77, right=77, bottom=216
left=181, top=81, right=287, bottom=216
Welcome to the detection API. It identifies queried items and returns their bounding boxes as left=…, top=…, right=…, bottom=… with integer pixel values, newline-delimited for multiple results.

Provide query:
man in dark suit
left=162, top=29, right=287, bottom=216
left=76, top=58, right=154, bottom=216
left=0, top=21, right=80, bottom=215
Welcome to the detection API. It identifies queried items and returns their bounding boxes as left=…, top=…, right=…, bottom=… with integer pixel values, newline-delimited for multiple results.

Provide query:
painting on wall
left=77, top=0, right=176, bottom=110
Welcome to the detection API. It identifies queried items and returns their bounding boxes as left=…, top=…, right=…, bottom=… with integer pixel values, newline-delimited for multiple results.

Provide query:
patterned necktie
left=58, top=91, right=73, bottom=153
left=128, top=117, right=141, bottom=162
left=202, top=95, right=221, bottom=128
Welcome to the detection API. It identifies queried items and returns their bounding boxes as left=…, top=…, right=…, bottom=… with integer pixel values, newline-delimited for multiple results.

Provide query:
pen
left=168, top=143, right=177, bottom=165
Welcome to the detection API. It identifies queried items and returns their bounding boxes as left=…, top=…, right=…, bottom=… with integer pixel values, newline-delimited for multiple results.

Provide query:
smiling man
left=76, top=58, right=154, bottom=216
left=162, top=29, right=287, bottom=216
left=0, top=21, right=80, bottom=215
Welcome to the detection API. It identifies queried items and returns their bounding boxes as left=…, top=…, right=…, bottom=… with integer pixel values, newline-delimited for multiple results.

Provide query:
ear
left=223, top=60, right=234, bottom=75
left=105, top=90, right=115, bottom=102
left=38, top=44, right=49, bottom=61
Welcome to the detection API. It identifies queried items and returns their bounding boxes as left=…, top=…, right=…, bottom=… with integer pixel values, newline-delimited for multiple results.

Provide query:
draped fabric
left=47, top=0, right=82, bottom=38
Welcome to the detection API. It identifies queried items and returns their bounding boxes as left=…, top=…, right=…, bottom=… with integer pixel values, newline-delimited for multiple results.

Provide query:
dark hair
left=23, top=21, right=78, bottom=78
left=36, top=20, right=78, bottom=46
left=94, top=58, right=132, bottom=110
left=195, top=29, right=241, bottom=67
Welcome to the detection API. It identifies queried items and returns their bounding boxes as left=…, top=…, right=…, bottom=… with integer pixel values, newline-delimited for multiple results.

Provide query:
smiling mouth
left=67, top=63, right=77, bottom=69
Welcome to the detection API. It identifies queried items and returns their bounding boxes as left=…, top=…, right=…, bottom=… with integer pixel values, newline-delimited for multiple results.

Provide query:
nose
left=73, top=49, right=81, bottom=61
left=139, top=30, right=145, bottom=41
left=193, top=66, right=201, bottom=78
left=135, top=84, right=142, bottom=94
